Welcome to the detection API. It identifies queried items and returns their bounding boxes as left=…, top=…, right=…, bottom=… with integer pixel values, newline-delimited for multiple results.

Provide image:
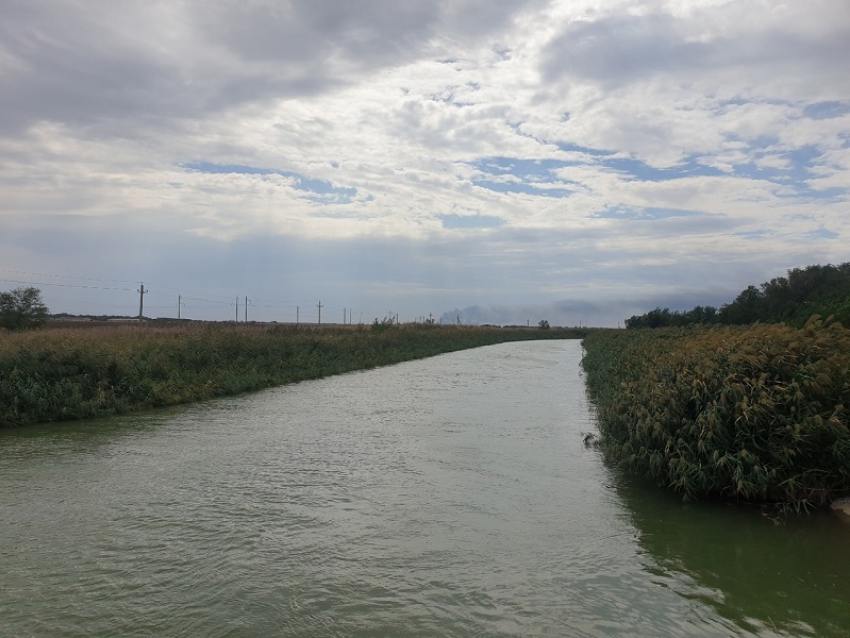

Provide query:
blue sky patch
left=472, top=180, right=573, bottom=197
left=474, top=156, right=571, bottom=177
left=595, top=206, right=702, bottom=220
left=470, top=156, right=575, bottom=197
left=803, top=101, right=850, bottom=120
left=733, top=229, right=775, bottom=241
left=555, top=142, right=611, bottom=156
left=729, top=145, right=848, bottom=200
left=603, top=156, right=724, bottom=181
left=805, top=226, right=839, bottom=240
left=182, top=162, right=357, bottom=203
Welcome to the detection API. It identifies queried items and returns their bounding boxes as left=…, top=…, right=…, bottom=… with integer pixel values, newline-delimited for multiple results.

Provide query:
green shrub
left=0, top=287, right=49, bottom=331
left=582, top=319, right=850, bottom=510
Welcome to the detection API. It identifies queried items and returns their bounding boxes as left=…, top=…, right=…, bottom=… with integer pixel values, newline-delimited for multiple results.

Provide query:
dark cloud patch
left=0, top=2, right=187, bottom=135
left=438, top=214, right=504, bottom=229
left=541, top=11, right=850, bottom=90
left=0, top=0, right=543, bottom=138
left=542, top=14, right=702, bottom=85
left=201, top=1, right=438, bottom=65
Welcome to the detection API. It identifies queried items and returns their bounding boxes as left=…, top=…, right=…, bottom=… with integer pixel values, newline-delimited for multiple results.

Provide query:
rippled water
left=2, top=340, right=849, bottom=637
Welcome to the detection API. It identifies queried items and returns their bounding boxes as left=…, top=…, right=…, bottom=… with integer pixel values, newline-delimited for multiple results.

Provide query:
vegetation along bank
left=0, top=322, right=587, bottom=428
left=581, top=318, right=850, bottom=511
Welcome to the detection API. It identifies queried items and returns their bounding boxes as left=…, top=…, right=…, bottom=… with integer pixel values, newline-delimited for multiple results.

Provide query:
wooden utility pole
left=137, top=283, right=147, bottom=322
left=317, top=300, right=323, bottom=325
left=245, top=296, right=248, bottom=323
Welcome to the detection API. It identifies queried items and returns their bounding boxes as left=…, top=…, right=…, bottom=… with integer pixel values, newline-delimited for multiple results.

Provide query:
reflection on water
left=617, top=474, right=850, bottom=637
left=1, top=340, right=849, bottom=637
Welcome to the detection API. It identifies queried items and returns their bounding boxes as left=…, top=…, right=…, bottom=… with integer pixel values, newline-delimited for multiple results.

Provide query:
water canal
left=1, top=340, right=848, bottom=637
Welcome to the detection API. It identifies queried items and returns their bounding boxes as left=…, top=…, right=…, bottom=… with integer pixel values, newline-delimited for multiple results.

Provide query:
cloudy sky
left=1, top=0, right=848, bottom=326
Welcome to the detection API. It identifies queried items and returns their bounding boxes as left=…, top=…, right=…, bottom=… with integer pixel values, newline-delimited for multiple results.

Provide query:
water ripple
left=2, top=341, right=849, bottom=637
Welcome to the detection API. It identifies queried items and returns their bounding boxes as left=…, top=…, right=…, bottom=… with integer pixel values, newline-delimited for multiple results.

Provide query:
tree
left=719, top=285, right=763, bottom=325
left=0, top=287, right=49, bottom=330
left=538, top=319, right=550, bottom=330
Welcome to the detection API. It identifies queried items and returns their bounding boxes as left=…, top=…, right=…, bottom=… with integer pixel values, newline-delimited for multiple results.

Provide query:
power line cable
left=0, top=278, right=136, bottom=292
left=1, top=268, right=345, bottom=317
left=144, top=281, right=235, bottom=301
left=0, top=269, right=138, bottom=285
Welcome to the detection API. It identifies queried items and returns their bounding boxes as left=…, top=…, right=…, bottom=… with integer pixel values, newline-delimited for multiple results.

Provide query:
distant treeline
left=626, top=263, right=850, bottom=329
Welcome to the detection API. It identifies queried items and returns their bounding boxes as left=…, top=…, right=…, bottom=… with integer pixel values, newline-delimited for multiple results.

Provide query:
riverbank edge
left=1, top=323, right=589, bottom=428
left=832, top=498, right=850, bottom=525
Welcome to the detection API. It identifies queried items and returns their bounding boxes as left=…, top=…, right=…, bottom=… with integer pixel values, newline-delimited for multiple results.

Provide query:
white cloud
left=0, top=0, right=848, bottom=326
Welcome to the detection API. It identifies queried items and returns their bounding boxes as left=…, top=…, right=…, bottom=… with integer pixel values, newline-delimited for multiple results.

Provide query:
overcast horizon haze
left=2, top=0, right=848, bottom=327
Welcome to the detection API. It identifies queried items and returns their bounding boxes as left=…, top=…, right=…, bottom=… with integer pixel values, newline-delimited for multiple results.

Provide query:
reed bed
left=581, top=318, right=850, bottom=510
left=0, top=322, right=583, bottom=428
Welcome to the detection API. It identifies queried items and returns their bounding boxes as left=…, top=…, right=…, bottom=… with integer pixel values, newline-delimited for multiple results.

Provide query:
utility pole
left=344, top=308, right=346, bottom=325
left=178, top=295, right=184, bottom=320
left=236, top=296, right=239, bottom=322
left=137, top=283, right=147, bottom=322
left=296, top=306, right=299, bottom=325
left=317, top=300, right=323, bottom=325
left=245, top=296, right=248, bottom=323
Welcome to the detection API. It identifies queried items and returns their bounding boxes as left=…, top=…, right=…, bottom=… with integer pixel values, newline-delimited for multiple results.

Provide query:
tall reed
left=582, top=318, right=850, bottom=510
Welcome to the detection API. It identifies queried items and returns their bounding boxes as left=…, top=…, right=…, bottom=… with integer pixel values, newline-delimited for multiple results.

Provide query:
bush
left=582, top=319, right=850, bottom=511
left=0, top=287, right=49, bottom=331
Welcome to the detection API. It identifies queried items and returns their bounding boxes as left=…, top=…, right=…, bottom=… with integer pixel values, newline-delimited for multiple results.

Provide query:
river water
left=1, top=340, right=849, bottom=637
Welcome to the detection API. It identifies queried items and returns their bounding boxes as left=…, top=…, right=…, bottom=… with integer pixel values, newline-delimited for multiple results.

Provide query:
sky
left=1, top=0, right=848, bottom=327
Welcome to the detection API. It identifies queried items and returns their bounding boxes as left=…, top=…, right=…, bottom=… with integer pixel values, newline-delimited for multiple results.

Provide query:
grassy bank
left=581, top=319, right=850, bottom=510
left=0, top=322, right=586, bottom=428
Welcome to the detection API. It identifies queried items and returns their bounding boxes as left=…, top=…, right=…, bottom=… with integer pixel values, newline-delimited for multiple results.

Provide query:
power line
left=0, top=268, right=138, bottom=285
left=177, top=295, right=233, bottom=306
left=1, top=268, right=372, bottom=322
left=0, top=278, right=135, bottom=292
left=143, top=280, right=234, bottom=301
